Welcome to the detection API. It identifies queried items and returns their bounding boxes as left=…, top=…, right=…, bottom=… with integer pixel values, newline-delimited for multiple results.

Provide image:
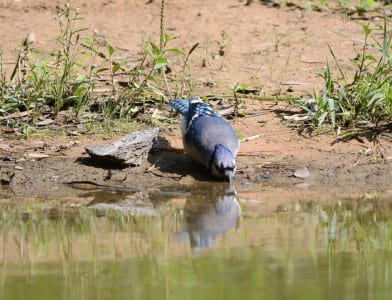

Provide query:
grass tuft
left=297, top=19, right=392, bottom=132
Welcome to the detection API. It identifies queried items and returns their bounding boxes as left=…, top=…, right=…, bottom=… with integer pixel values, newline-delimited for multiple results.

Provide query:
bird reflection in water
left=176, top=184, right=240, bottom=251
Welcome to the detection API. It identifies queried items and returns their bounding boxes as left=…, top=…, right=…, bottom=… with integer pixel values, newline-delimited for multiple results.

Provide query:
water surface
left=1, top=184, right=391, bottom=300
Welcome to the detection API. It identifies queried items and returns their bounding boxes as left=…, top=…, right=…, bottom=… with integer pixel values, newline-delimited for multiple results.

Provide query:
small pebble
left=294, top=166, right=310, bottom=179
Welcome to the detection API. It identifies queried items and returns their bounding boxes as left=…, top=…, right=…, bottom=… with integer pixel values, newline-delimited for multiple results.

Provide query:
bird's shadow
left=148, top=136, right=226, bottom=182
left=74, top=136, right=228, bottom=183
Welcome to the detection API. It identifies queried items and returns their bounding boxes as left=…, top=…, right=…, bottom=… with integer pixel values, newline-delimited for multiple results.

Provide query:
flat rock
left=85, top=127, right=159, bottom=166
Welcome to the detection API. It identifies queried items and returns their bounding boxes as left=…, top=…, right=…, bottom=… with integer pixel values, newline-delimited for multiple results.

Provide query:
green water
left=1, top=185, right=391, bottom=300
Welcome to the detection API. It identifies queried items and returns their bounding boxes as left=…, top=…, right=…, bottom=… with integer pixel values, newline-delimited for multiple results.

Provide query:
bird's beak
left=224, top=170, right=234, bottom=187
left=229, top=175, right=234, bottom=189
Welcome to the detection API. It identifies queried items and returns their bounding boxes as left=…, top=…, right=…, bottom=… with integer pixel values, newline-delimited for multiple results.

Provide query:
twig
left=241, top=134, right=261, bottom=142
left=64, top=180, right=140, bottom=192
left=0, top=110, right=33, bottom=120
left=237, top=151, right=264, bottom=156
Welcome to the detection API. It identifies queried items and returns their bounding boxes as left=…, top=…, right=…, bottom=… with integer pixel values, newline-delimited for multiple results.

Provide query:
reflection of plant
left=317, top=198, right=392, bottom=254
left=1, top=195, right=391, bottom=298
left=0, top=202, right=179, bottom=261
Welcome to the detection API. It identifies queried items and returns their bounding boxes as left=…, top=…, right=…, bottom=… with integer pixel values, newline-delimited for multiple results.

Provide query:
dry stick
left=159, top=0, right=172, bottom=99
left=0, top=110, right=33, bottom=121
left=241, top=134, right=261, bottom=142
left=159, top=0, right=165, bottom=53
left=86, top=36, right=98, bottom=103
left=237, top=151, right=265, bottom=157
left=0, top=55, right=4, bottom=101
left=162, top=70, right=172, bottom=100
left=109, top=54, right=116, bottom=97
left=9, top=37, right=29, bottom=82
left=9, top=55, right=20, bottom=82
left=206, top=93, right=292, bottom=102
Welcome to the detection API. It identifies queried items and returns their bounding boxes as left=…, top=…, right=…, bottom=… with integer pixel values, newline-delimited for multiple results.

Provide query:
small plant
left=210, top=31, right=231, bottom=70
left=116, top=32, right=186, bottom=117
left=81, top=0, right=196, bottom=118
left=297, top=20, right=392, bottom=132
left=51, top=2, right=88, bottom=115
left=231, top=83, right=248, bottom=117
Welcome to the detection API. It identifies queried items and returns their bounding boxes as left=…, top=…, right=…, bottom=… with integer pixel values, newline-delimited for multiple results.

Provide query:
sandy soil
left=1, top=0, right=392, bottom=199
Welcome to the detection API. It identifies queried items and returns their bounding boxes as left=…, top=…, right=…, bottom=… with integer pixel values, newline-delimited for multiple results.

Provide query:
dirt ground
left=1, top=0, right=392, bottom=200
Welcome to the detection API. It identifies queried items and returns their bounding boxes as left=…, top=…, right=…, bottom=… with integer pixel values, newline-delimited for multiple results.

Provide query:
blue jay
left=169, top=96, right=240, bottom=182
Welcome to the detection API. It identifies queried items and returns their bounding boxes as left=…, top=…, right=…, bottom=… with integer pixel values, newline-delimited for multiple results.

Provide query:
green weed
left=298, top=20, right=392, bottom=132
left=0, top=2, right=88, bottom=122
left=231, top=83, right=248, bottom=117
left=0, top=0, right=196, bottom=133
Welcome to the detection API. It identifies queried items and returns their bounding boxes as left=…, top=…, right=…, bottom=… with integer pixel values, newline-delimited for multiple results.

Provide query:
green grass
left=296, top=19, right=392, bottom=133
left=0, top=1, right=196, bottom=135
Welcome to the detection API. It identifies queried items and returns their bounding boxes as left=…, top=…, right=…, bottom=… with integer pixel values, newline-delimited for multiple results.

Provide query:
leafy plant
left=50, top=2, right=89, bottom=115
left=0, top=1, right=88, bottom=122
left=299, top=20, right=392, bottom=132
left=79, top=0, right=196, bottom=118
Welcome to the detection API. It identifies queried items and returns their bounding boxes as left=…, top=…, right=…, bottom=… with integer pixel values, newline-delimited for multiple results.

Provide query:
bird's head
left=210, top=144, right=237, bottom=183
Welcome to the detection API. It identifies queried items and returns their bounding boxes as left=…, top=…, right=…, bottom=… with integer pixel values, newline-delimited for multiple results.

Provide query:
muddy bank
left=1, top=146, right=391, bottom=201
left=1, top=100, right=391, bottom=201
left=1, top=1, right=392, bottom=201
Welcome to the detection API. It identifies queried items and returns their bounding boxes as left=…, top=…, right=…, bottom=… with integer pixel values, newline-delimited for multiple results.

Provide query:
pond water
left=1, top=184, right=391, bottom=300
